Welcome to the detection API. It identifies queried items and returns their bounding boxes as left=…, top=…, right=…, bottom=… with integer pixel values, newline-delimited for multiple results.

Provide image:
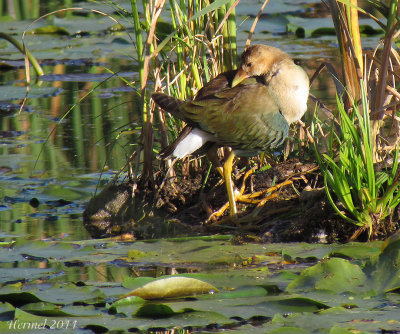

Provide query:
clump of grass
left=314, top=83, right=400, bottom=239
left=313, top=0, right=400, bottom=238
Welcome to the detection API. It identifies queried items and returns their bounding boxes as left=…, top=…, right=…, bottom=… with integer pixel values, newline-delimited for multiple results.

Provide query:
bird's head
left=232, top=44, right=293, bottom=87
left=232, top=44, right=309, bottom=124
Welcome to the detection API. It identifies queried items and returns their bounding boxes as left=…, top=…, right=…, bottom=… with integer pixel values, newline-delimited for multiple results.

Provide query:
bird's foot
left=206, top=173, right=293, bottom=224
left=206, top=202, right=231, bottom=223
left=236, top=179, right=293, bottom=205
left=205, top=168, right=253, bottom=223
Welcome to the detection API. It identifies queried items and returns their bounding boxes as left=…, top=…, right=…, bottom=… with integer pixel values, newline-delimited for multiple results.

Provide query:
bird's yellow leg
left=223, top=150, right=237, bottom=217
left=205, top=145, right=238, bottom=222
left=206, top=148, right=291, bottom=221
left=205, top=150, right=237, bottom=223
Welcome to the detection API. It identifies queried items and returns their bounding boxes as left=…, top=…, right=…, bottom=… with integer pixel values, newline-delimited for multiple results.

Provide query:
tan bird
left=152, top=44, right=309, bottom=218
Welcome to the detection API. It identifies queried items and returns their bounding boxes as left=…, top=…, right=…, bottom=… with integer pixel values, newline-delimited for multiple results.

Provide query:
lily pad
left=0, top=86, right=62, bottom=102
left=365, top=236, right=400, bottom=293
left=119, top=277, right=218, bottom=300
left=286, top=258, right=367, bottom=293
left=29, top=25, right=70, bottom=35
left=286, top=15, right=383, bottom=38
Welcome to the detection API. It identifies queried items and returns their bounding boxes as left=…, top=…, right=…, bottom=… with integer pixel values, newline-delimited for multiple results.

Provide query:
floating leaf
left=111, top=295, right=145, bottom=308
left=0, top=301, right=15, bottom=316
left=286, top=15, right=382, bottom=38
left=264, top=297, right=329, bottom=313
left=287, top=258, right=367, bottom=293
left=329, top=326, right=355, bottom=334
left=52, top=16, right=122, bottom=35
left=21, top=302, right=74, bottom=317
left=359, top=24, right=384, bottom=36
left=33, top=283, right=105, bottom=305
left=119, top=277, right=218, bottom=300
left=108, top=295, right=146, bottom=316
left=268, top=327, right=309, bottom=334
left=0, top=292, right=42, bottom=308
left=0, top=86, right=62, bottom=101
left=0, top=267, right=55, bottom=285
left=311, top=27, right=336, bottom=37
left=365, top=236, right=400, bottom=293
left=135, top=303, right=176, bottom=317
left=29, top=25, right=70, bottom=35
left=126, top=249, right=152, bottom=259
left=327, top=242, right=381, bottom=261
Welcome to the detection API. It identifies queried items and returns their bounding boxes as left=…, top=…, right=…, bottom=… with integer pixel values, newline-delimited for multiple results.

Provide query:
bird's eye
left=247, top=62, right=252, bottom=67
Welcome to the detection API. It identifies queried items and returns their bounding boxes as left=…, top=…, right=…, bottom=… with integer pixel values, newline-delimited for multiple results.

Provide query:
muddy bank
left=83, top=159, right=399, bottom=242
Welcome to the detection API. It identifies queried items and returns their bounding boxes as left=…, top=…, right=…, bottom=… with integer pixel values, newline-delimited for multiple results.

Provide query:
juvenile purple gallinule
left=152, top=44, right=309, bottom=218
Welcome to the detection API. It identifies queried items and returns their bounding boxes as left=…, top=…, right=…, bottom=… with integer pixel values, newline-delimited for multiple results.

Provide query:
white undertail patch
left=172, top=128, right=214, bottom=159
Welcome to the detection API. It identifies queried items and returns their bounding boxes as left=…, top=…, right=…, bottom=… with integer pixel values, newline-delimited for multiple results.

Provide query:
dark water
left=0, top=60, right=140, bottom=241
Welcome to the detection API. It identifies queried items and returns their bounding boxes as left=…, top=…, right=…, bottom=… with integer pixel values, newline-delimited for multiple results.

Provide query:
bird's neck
left=267, top=63, right=309, bottom=124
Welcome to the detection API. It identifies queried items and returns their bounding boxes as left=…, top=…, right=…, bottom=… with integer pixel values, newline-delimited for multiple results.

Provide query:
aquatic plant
left=314, top=0, right=400, bottom=238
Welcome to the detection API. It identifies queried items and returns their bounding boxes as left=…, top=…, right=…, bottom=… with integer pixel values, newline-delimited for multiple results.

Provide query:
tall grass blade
left=152, top=0, right=233, bottom=55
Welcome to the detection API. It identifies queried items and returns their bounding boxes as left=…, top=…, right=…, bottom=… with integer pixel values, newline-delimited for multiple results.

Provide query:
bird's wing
left=195, top=70, right=237, bottom=100
left=178, top=83, right=289, bottom=152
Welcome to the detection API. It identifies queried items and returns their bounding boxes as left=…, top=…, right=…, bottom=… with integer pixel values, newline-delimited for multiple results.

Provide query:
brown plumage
left=152, top=44, right=309, bottom=217
left=154, top=70, right=239, bottom=159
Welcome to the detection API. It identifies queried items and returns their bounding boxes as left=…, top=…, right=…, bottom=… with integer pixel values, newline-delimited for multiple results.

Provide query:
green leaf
left=216, top=286, right=269, bottom=299
left=327, top=242, right=382, bottom=260
left=287, top=258, right=367, bottom=293
left=13, top=308, right=49, bottom=323
left=122, top=277, right=157, bottom=290
left=135, top=303, right=176, bottom=317
left=266, top=297, right=329, bottom=312
left=119, top=277, right=218, bottom=300
left=0, top=292, right=42, bottom=308
left=0, top=301, right=15, bottom=316
left=33, top=283, right=105, bottom=305
left=365, top=236, right=400, bottom=293
left=21, top=302, right=75, bottom=317
left=29, top=25, right=70, bottom=35
left=0, top=86, right=62, bottom=101
left=268, top=327, right=310, bottom=334
left=108, top=295, right=146, bottom=316
left=329, top=325, right=357, bottom=334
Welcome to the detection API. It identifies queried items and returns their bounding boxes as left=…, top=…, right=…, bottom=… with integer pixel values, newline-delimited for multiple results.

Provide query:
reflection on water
left=0, top=256, right=198, bottom=285
left=0, top=60, right=141, bottom=241
left=0, top=1, right=143, bottom=243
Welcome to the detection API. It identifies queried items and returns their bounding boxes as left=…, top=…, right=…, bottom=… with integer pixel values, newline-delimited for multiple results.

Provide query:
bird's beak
left=232, top=67, right=249, bottom=87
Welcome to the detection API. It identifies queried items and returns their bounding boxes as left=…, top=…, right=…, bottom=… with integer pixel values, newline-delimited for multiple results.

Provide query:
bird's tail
left=157, top=125, right=192, bottom=159
left=151, top=92, right=185, bottom=114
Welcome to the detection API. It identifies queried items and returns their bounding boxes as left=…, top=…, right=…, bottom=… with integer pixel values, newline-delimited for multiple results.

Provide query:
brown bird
left=152, top=44, right=309, bottom=218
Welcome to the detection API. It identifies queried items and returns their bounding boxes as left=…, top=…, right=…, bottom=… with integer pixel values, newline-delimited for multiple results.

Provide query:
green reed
left=314, top=0, right=400, bottom=238
left=314, top=83, right=400, bottom=239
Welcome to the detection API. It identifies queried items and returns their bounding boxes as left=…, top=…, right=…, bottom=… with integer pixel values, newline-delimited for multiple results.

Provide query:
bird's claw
left=206, top=178, right=293, bottom=225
